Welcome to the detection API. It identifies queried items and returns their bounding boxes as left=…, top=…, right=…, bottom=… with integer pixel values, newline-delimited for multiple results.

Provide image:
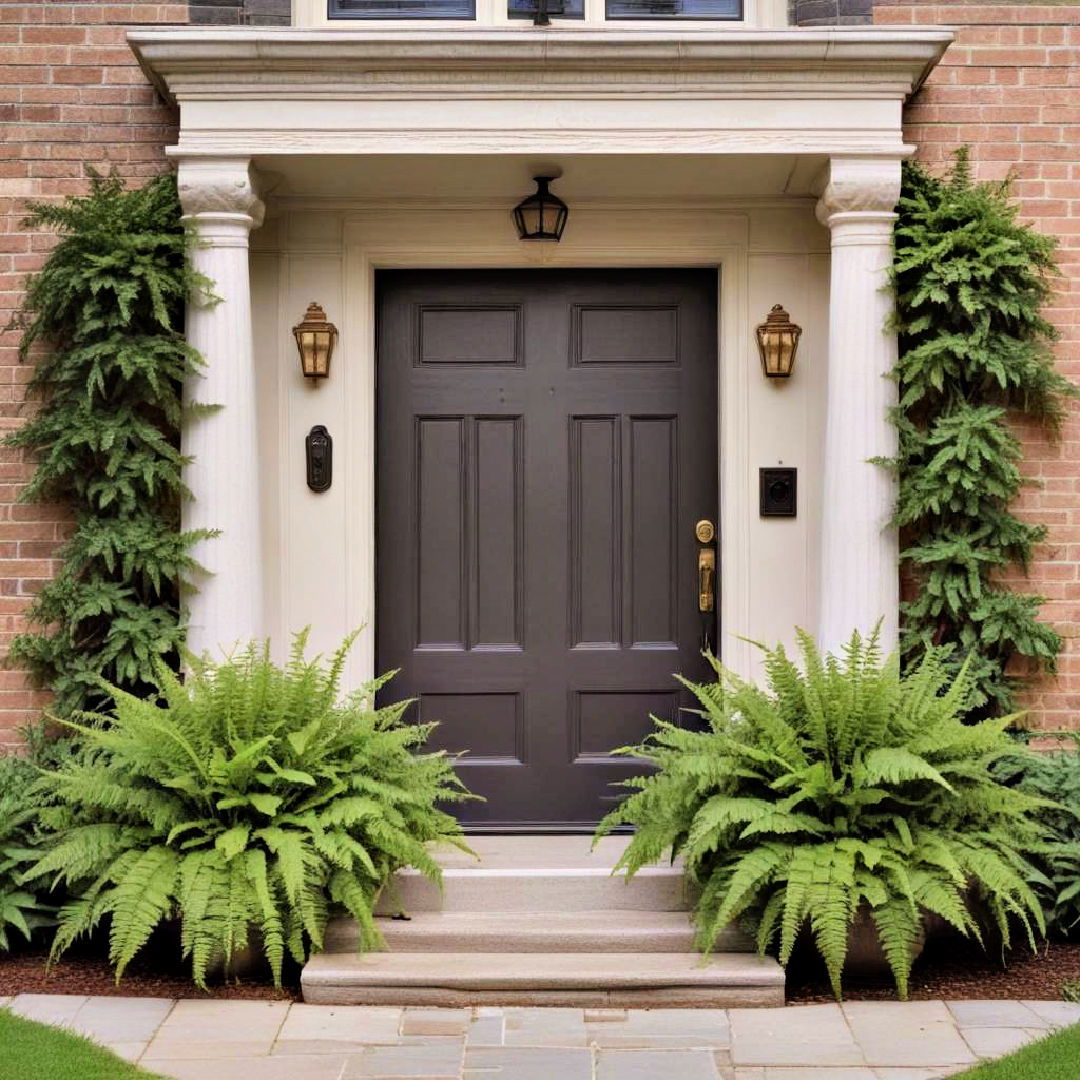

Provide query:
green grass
left=0, top=1009, right=165, bottom=1080
left=957, top=1023, right=1080, bottom=1079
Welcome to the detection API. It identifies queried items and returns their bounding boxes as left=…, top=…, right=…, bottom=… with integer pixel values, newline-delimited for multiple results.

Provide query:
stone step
left=301, top=950, right=785, bottom=1008
left=375, top=864, right=689, bottom=914
left=326, top=910, right=753, bottom=954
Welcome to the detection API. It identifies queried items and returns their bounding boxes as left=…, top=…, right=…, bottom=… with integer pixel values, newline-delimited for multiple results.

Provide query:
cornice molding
left=130, top=27, right=954, bottom=103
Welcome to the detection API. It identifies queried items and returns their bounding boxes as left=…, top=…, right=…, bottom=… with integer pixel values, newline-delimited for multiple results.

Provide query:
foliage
left=0, top=1010, right=168, bottom=1080
left=1063, top=980, right=1080, bottom=1004
left=995, top=735, right=1080, bottom=935
left=887, top=151, right=1078, bottom=715
left=5, top=170, right=213, bottom=717
left=0, top=755, right=55, bottom=951
left=23, top=631, right=473, bottom=989
left=596, top=628, right=1052, bottom=1000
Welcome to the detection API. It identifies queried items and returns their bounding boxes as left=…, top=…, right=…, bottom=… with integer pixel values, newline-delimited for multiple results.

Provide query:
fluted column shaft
left=177, top=159, right=265, bottom=658
left=816, top=158, right=903, bottom=655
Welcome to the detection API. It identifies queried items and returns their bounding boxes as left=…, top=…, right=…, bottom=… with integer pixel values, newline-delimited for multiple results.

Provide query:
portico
left=130, top=24, right=950, bottom=718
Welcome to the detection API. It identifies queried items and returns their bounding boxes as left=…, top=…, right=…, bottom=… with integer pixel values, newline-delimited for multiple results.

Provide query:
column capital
left=815, top=157, right=903, bottom=228
left=176, top=157, right=265, bottom=228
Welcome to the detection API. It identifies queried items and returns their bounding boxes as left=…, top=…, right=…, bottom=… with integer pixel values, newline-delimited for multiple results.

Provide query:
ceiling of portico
left=255, top=152, right=828, bottom=204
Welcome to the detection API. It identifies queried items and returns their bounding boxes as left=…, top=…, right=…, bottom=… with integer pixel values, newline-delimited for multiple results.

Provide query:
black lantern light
left=755, top=304, right=802, bottom=379
left=513, top=176, right=568, bottom=242
left=292, top=302, right=338, bottom=380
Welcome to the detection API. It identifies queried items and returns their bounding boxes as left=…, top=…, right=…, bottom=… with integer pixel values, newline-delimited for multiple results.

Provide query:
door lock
left=695, top=519, right=717, bottom=654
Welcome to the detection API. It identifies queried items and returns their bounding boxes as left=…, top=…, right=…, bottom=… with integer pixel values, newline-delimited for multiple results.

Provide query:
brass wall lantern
left=755, top=304, right=802, bottom=379
left=513, top=176, right=568, bottom=242
left=292, top=302, right=338, bottom=380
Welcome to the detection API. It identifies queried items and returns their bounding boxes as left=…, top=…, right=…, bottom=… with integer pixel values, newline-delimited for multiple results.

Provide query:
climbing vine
left=6, top=170, right=213, bottom=717
left=888, top=150, right=1077, bottom=715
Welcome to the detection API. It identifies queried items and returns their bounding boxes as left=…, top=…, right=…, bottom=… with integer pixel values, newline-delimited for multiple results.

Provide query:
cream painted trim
left=293, top=0, right=788, bottom=30
left=275, top=207, right=759, bottom=681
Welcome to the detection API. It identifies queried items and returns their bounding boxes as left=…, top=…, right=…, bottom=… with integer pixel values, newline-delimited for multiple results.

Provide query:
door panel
left=377, top=269, right=718, bottom=829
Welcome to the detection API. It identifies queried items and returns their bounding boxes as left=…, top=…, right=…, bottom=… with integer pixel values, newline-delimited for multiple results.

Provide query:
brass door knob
left=695, top=519, right=716, bottom=544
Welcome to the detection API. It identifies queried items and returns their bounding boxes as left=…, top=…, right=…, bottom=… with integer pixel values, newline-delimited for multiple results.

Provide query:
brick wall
left=0, top=2, right=196, bottom=747
left=872, top=3, right=1080, bottom=732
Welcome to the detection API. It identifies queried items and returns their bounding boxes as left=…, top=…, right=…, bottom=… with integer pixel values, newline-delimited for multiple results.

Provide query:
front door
left=376, top=269, right=718, bottom=829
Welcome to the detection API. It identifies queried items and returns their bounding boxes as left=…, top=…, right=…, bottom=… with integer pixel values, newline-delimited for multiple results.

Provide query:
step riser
left=302, top=985, right=785, bottom=1008
left=377, top=868, right=689, bottom=914
left=326, top=920, right=750, bottom=954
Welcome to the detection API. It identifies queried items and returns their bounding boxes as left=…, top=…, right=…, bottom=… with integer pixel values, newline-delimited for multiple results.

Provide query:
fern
left=597, top=627, right=1052, bottom=999
left=0, top=756, right=55, bottom=951
left=24, top=631, right=474, bottom=988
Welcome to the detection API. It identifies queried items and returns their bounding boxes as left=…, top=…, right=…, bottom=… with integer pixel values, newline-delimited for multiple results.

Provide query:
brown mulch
left=788, top=936, right=1080, bottom=1003
left=0, top=943, right=300, bottom=1001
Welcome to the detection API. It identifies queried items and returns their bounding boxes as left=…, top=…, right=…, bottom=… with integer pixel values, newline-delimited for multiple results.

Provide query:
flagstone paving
left=3, top=994, right=1079, bottom=1079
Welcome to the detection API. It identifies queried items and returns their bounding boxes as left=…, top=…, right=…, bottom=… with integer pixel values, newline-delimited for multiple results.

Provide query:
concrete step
left=375, top=865, right=689, bottom=914
left=326, top=910, right=753, bottom=954
left=301, top=950, right=785, bottom=1008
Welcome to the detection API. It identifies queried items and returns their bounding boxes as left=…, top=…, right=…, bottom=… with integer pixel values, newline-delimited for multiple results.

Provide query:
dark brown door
left=376, top=269, right=717, bottom=829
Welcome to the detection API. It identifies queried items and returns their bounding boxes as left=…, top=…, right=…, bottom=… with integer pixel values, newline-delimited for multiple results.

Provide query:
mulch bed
left=788, top=936, right=1080, bottom=1003
left=3, top=933, right=1077, bottom=1005
left=0, top=942, right=300, bottom=1001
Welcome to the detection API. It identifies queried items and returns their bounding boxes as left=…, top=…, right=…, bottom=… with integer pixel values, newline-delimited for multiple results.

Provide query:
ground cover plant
left=995, top=735, right=1080, bottom=936
left=5, top=170, right=211, bottom=717
left=954, top=1021, right=1080, bottom=1080
left=597, top=629, right=1051, bottom=1000
left=888, top=151, right=1077, bottom=715
left=0, top=756, right=54, bottom=951
left=0, top=1010, right=166, bottom=1080
left=23, top=631, right=473, bottom=989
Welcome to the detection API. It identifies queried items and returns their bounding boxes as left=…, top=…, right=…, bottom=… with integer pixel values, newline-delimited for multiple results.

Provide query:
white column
left=815, top=157, right=903, bottom=655
left=177, top=158, right=265, bottom=658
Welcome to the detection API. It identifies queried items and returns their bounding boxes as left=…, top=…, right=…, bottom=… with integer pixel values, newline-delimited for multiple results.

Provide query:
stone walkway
left=3, top=995, right=1080, bottom=1078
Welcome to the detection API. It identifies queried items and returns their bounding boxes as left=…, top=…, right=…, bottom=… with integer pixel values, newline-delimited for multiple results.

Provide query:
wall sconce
left=292, top=302, right=338, bottom=380
left=513, top=176, right=568, bottom=242
left=756, top=304, right=802, bottom=379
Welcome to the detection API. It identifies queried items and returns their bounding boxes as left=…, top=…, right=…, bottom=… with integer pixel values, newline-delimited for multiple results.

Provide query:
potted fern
left=24, top=630, right=473, bottom=989
left=597, top=629, right=1051, bottom=999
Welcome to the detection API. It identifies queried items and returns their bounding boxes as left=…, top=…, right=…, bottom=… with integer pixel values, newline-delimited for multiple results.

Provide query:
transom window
left=328, top=0, right=744, bottom=19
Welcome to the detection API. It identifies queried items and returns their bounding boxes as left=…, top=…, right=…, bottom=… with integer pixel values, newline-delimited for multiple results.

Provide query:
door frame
left=327, top=204, right=755, bottom=689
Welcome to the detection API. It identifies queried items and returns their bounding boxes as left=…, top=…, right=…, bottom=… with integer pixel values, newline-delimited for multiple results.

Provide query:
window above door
left=305, top=0, right=782, bottom=27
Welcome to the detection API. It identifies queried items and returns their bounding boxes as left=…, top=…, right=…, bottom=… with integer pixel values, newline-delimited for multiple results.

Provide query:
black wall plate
left=760, top=467, right=797, bottom=517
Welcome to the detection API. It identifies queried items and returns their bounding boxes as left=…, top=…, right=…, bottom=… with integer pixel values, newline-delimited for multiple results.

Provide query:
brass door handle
left=696, top=519, right=716, bottom=614
left=698, top=547, right=715, bottom=613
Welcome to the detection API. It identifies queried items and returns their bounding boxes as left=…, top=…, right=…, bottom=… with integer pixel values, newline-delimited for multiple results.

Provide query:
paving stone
left=587, top=1007, right=730, bottom=1048
left=277, top=1004, right=404, bottom=1045
left=504, top=1006, right=588, bottom=1046
left=1020, top=1001, right=1080, bottom=1028
left=8, top=994, right=88, bottom=1027
left=731, top=1004, right=864, bottom=1067
left=144, top=1039, right=280, bottom=1060
left=586, top=1008, right=629, bottom=1023
left=732, top=1069, right=766, bottom=1080
left=842, top=1003, right=975, bottom=1068
left=104, top=1042, right=149, bottom=1063
left=344, top=1041, right=465, bottom=1077
left=961, top=1026, right=1045, bottom=1058
left=465, top=1045, right=593, bottom=1080
left=597, top=1048, right=721, bottom=1079
left=761, top=1070, right=877, bottom=1080
left=153, top=999, right=290, bottom=1044
left=465, top=1013, right=505, bottom=1045
left=69, top=996, right=174, bottom=1043
left=946, top=1001, right=1046, bottom=1029
left=152, top=1056, right=355, bottom=1080
left=873, top=1070, right=949, bottom=1079
left=401, top=1008, right=471, bottom=1036
left=0, top=997, right=10, bottom=1009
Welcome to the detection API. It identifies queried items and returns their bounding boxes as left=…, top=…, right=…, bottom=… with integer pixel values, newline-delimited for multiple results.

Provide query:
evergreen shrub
left=5, top=171, right=212, bottom=716
left=889, top=152, right=1077, bottom=714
